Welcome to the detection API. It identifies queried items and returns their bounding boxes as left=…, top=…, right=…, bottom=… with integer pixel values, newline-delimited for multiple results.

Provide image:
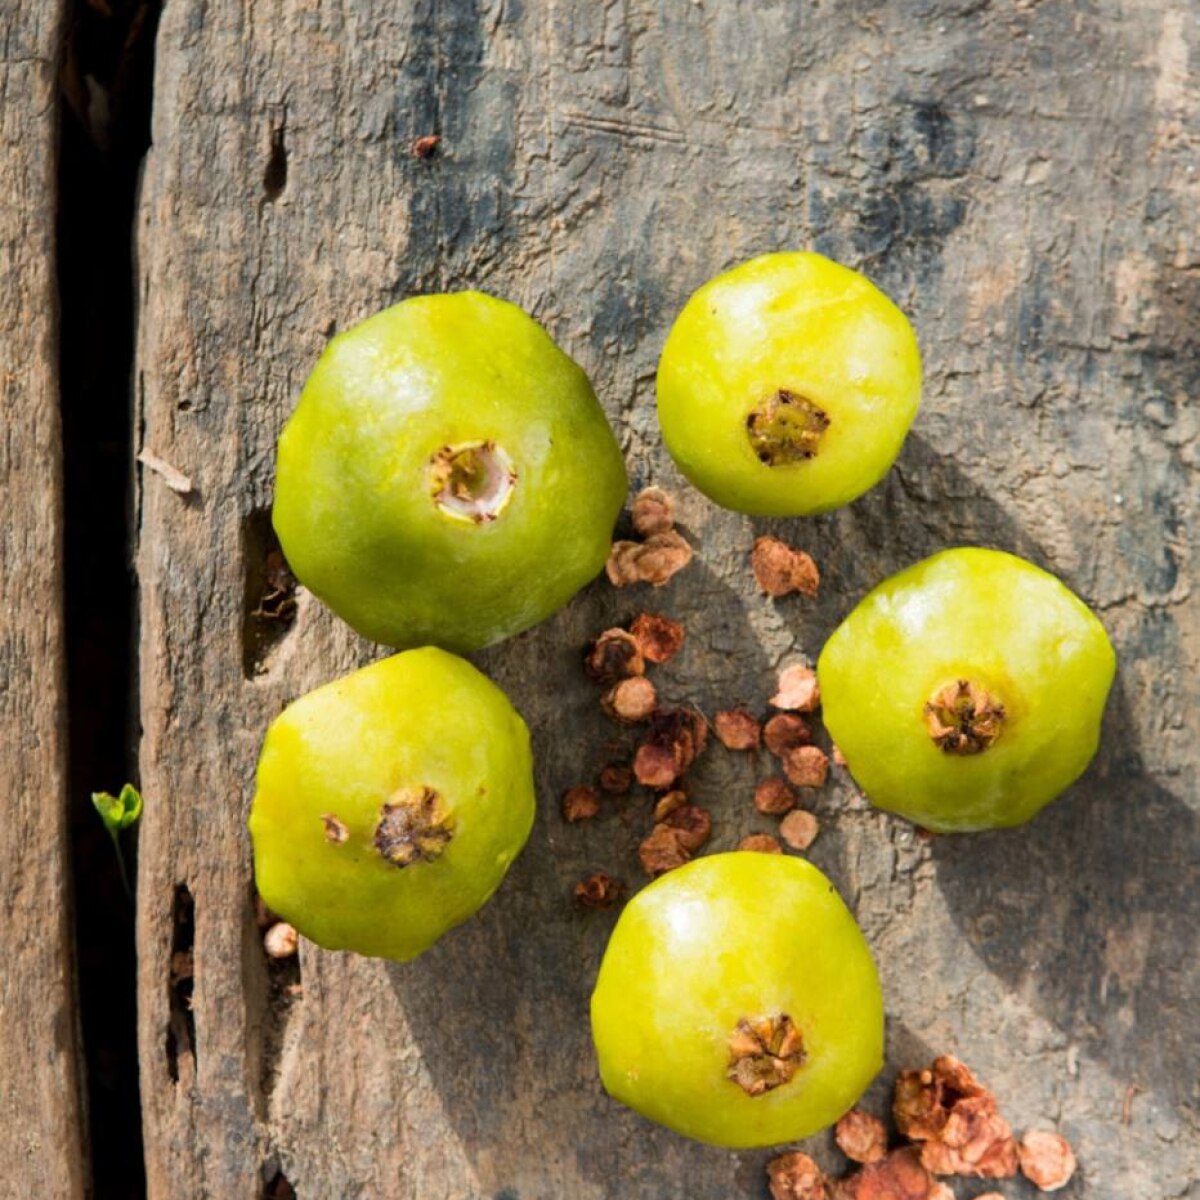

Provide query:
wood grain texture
left=0, top=2, right=88, bottom=1195
left=135, top=2, right=1198, bottom=1197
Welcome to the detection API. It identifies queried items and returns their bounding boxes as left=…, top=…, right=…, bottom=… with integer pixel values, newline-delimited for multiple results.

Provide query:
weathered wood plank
left=136, top=1, right=1198, bottom=1197
left=0, top=3, right=88, bottom=1195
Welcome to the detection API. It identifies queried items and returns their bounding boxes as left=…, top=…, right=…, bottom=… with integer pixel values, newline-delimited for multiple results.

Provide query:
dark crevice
left=263, top=1169, right=298, bottom=1199
left=263, top=115, right=289, bottom=200
left=58, top=1, right=163, bottom=1197
left=242, top=507, right=298, bottom=678
left=165, top=883, right=196, bottom=1082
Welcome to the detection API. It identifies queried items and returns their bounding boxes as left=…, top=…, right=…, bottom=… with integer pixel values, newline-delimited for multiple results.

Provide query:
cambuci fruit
left=590, top=852, right=883, bottom=1148
left=249, top=648, right=534, bottom=961
left=818, top=547, right=1117, bottom=832
left=274, top=291, right=628, bottom=651
left=656, top=251, right=921, bottom=516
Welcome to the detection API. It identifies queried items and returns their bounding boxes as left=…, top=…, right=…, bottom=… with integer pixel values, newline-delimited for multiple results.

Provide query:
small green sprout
left=92, top=783, right=143, bottom=897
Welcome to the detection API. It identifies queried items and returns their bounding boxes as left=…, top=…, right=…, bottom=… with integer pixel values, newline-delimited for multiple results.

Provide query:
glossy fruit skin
left=274, top=291, right=628, bottom=652
left=656, top=252, right=921, bottom=516
left=819, top=548, right=1117, bottom=833
left=590, top=853, right=883, bottom=1148
left=249, top=648, right=535, bottom=962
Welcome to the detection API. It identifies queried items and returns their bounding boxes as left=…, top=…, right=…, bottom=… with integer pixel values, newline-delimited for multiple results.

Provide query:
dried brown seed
left=412, top=134, right=441, bottom=158
left=764, top=712, right=813, bottom=756
left=631, top=485, right=676, bottom=536
left=836, top=1108, right=888, bottom=1165
left=264, top=922, right=299, bottom=959
left=585, top=628, right=645, bottom=682
left=629, top=612, right=685, bottom=664
left=771, top=664, right=821, bottom=712
left=1018, top=1130, right=1077, bottom=1191
left=633, top=742, right=680, bottom=790
left=638, top=823, right=691, bottom=877
left=751, top=536, right=820, bottom=599
left=834, top=1148, right=939, bottom=1200
left=895, top=1057, right=1018, bottom=1180
left=602, top=675, right=658, bottom=723
left=783, top=744, right=830, bottom=789
left=714, top=708, right=762, bottom=750
left=653, top=789, right=688, bottom=821
left=573, top=872, right=624, bottom=910
left=739, top=833, right=782, bottom=854
left=634, top=529, right=694, bottom=586
left=660, top=803, right=711, bottom=851
left=561, top=785, right=601, bottom=822
left=780, top=808, right=820, bottom=851
left=605, top=539, right=644, bottom=586
left=767, top=1151, right=829, bottom=1200
left=598, top=763, right=633, bottom=795
left=754, top=777, right=797, bottom=815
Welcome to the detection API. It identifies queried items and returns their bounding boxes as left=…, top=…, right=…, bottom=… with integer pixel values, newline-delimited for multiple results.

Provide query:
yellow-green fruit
left=656, top=251, right=921, bottom=515
left=590, top=853, right=883, bottom=1148
left=274, top=291, right=628, bottom=652
left=249, top=648, right=535, bottom=962
left=819, top=548, right=1117, bottom=833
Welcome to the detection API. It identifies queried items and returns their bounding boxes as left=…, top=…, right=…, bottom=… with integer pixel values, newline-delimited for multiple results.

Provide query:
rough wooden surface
left=0, top=2, right=89, bottom=1196
left=135, top=2, right=1198, bottom=1197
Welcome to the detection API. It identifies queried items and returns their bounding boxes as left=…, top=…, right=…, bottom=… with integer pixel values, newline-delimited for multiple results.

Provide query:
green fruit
left=656, top=251, right=921, bottom=516
left=249, top=648, right=535, bottom=961
left=819, top=548, right=1117, bottom=833
left=590, top=852, right=883, bottom=1148
left=274, top=291, right=628, bottom=651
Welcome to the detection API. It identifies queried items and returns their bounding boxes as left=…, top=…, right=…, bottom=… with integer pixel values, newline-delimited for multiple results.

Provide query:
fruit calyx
left=746, top=390, right=830, bottom=466
left=430, top=441, right=517, bottom=524
left=727, top=1014, right=806, bottom=1096
left=373, top=786, right=453, bottom=866
left=924, top=679, right=1005, bottom=755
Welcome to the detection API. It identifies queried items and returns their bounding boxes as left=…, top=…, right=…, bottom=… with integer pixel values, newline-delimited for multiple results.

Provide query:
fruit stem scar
left=924, top=679, right=1005, bottom=755
left=430, top=441, right=517, bottom=524
left=727, top=1014, right=806, bottom=1096
left=374, top=786, right=454, bottom=866
left=746, top=390, right=830, bottom=466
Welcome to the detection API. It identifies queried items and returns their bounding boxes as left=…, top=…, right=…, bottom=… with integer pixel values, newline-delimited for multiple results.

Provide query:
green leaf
left=92, top=783, right=144, bottom=835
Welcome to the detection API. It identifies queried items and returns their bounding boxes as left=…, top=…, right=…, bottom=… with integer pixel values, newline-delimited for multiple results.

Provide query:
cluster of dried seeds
left=605, top=487, right=694, bottom=587
left=767, top=1056, right=1076, bottom=1199
left=572, top=492, right=840, bottom=898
